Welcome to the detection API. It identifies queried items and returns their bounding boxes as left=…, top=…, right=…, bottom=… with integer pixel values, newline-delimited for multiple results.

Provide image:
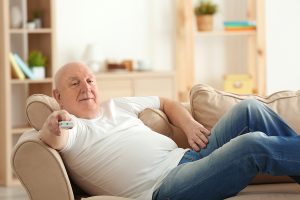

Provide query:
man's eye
left=72, top=82, right=79, bottom=86
left=88, top=79, right=94, bottom=84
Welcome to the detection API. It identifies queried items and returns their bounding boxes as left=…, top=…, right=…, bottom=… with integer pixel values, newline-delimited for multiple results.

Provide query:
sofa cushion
left=227, top=183, right=300, bottom=200
left=190, top=84, right=300, bottom=134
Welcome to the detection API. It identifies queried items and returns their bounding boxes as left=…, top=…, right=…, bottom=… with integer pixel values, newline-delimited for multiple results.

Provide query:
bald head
left=54, top=61, right=93, bottom=90
left=52, top=61, right=100, bottom=119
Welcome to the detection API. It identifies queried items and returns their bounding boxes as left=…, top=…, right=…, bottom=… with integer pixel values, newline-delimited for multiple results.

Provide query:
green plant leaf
left=194, top=0, right=218, bottom=15
left=28, top=50, right=47, bottom=67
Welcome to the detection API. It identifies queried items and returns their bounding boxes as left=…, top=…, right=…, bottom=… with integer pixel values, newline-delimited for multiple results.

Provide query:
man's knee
left=230, top=132, right=268, bottom=154
left=239, top=98, right=263, bottom=108
left=235, top=99, right=265, bottom=113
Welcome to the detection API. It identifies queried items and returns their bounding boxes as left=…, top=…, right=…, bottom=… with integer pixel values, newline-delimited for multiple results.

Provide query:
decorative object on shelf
left=10, top=6, right=23, bottom=28
left=14, top=53, right=34, bottom=79
left=136, top=59, right=152, bottom=71
left=32, top=9, right=43, bottom=28
left=28, top=50, right=47, bottom=79
left=122, top=60, right=134, bottom=71
left=82, top=43, right=104, bottom=73
left=223, top=21, right=256, bottom=31
left=106, top=59, right=138, bottom=72
left=194, top=0, right=218, bottom=31
left=224, top=74, right=254, bottom=94
left=106, top=59, right=127, bottom=72
left=26, top=21, right=36, bottom=29
left=9, top=52, right=25, bottom=80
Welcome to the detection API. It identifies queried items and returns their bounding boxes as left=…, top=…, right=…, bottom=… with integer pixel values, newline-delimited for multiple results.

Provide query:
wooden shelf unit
left=175, top=0, right=266, bottom=101
left=0, top=0, right=56, bottom=186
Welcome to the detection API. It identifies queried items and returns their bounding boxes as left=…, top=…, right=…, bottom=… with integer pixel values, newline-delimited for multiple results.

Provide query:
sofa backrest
left=190, top=84, right=300, bottom=135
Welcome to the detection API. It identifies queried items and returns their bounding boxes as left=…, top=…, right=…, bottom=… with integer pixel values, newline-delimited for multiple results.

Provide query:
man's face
left=54, top=63, right=100, bottom=119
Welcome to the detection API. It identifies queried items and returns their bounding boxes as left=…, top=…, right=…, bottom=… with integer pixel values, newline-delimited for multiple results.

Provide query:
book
left=9, top=53, right=25, bottom=80
left=14, top=53, right=34, bottom=79
left=224, top=27, right=256, bottom=31
left=223, top=21, right=256, bottom=27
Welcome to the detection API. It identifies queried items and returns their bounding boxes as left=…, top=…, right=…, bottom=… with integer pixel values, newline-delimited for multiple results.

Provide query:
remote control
left=59, top=121, right=74, bottom=129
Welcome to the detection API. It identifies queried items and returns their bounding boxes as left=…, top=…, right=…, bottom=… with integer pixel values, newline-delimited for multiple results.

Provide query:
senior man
left=39, top=61, right=300, bottom=200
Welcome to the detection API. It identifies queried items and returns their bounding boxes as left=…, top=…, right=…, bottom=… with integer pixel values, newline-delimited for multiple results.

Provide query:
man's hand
left=44, top=110, right=72, bottom=136
left=184, top=120, right=211, bottom=152
left=39, top=110, right=71, bottom=150
left=159, top=97, right=211, bottom=152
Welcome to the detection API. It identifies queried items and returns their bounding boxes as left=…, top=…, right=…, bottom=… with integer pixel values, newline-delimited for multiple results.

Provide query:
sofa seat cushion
left=227, top=183, right=300, bottom=200
left=190, top=84, right=300, bottom=134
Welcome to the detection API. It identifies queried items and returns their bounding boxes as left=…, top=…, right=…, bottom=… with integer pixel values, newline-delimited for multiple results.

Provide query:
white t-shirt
left=60, top=96, right=187, bottom=200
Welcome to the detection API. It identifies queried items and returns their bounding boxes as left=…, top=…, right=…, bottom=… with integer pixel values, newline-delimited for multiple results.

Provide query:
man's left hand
left=184, top=120, right=211, bottom=152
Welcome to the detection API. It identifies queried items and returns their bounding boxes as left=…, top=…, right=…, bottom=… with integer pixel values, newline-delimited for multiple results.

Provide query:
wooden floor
left=0, top=186, right=28, bottom=200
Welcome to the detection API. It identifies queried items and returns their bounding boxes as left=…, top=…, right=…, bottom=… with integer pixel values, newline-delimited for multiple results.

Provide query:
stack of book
left=223, top=21, right=256, bottom=31
left=9, top=52, right=34, bottom=80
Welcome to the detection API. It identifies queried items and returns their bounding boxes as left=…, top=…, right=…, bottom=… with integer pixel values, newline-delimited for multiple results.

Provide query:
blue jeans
left=152, top=99, right=300, bottom=200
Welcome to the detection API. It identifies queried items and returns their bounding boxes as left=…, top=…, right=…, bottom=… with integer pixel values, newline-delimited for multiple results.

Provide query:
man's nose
left=81, top=81, right=91, bottom=91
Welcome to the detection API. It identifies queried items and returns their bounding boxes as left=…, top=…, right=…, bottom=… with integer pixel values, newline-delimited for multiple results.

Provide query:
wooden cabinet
left=96, top=72, right=177, bottom=101
left=0, top=0, right=56, bottom=186
left=176, top=0, right=266, bottom=101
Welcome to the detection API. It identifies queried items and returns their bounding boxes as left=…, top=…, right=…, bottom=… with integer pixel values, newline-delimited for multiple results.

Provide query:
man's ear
left=53, top=89, right=61, bottom=103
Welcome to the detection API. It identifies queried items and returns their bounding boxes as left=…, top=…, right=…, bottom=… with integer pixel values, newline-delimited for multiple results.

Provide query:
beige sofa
left=11, top=84, right=300, bottom=200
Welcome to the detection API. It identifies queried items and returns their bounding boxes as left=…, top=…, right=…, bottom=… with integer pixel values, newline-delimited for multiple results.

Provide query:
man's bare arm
left=159, top=97, right=210, bottom=151
left=39, top=110, right=71, bottom=150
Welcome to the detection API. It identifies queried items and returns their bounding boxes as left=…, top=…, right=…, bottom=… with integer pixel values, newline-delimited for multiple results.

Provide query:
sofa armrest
left=139, top=108, right=190, bottom=148
left=11, top=130, right=74, bottom=200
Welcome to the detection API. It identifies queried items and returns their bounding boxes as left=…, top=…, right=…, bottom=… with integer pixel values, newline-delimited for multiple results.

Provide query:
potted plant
left=28, top=50, right=47, bottom=79
left=194, top=0, right=218, bottom=31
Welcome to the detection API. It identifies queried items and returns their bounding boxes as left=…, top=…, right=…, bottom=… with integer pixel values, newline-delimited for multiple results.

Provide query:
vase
left=196, top=15, right=213, bottom=31
left=34, top=18, right=42, bottom=28
left=32, top=67, right=45, bottom=79
left=10, top=6, right=23, bottom=28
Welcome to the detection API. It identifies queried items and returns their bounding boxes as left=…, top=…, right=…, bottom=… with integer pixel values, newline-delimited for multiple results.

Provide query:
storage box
left=224, top=74, right=254, bottom=94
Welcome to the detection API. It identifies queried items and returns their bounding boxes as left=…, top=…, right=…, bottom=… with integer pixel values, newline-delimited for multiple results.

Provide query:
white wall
left=55, top=0, right=300, bottom=94
left=55, top=0, right=175, bottom=72
left=265, top=0, right=300, bottom=94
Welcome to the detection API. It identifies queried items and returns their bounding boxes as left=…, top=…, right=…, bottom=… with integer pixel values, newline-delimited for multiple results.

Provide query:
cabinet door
left=97, top=78, right=133, bottom=101
left=134, top=78, right=175, bottom=99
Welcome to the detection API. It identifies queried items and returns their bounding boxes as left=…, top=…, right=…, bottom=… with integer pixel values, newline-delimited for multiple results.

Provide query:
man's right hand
left=39, top=110, right=72, bottom=150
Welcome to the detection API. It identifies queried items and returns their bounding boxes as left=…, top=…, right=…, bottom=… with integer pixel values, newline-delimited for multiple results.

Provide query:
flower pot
left=34, top=18, right=42, bottom=28
left=196, top=15, right=213, bottom=31
left=32, top=66, right=45, bottom=79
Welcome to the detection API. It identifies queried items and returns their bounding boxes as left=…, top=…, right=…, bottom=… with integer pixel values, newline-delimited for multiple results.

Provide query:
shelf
left=1, top=0, right=56, bottom=187
left=10, top=28, right=52, bottom=34
left=196, top=30, right=256, bottom=37
left=11, top=78, right=53, bottom=84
